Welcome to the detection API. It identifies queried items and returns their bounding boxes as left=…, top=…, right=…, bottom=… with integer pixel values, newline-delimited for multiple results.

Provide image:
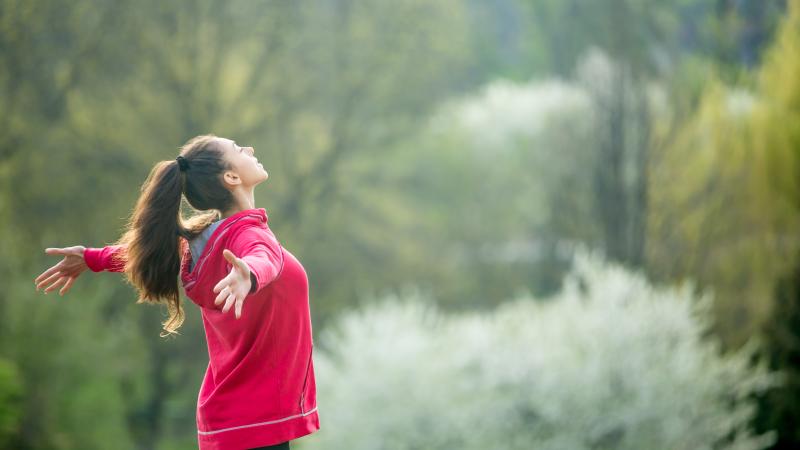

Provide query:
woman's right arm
left=83, top=244, right=127, bottom=273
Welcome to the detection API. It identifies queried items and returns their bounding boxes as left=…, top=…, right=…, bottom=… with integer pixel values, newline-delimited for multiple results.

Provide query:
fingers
left=214, top=285, right=231, bottom=305
left=216, top=291, right=246, bottom=320
left=221, top=292, right=236, bottom=314
left=213, top=272, right=230, bottom=294
left=43, top=277, right=68, bottom=295
left=213, top=267, right=235, bottom=293
left=59, top=277, right=75, bottom=296
left=36, top=270, right=62, bottom=291
left=34, top=266, right=60, bottom=286
left=234, top=296, right=244, bottom=319
left=215, top=286, right=245, bottom=319
left=214, top=250, right=249, bottom=318
left=36, top=246, right=82, bottom=290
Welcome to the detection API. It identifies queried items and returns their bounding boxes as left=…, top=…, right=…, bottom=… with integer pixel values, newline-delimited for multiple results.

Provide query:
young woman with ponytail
left=33, top=134, right=319, bottom=450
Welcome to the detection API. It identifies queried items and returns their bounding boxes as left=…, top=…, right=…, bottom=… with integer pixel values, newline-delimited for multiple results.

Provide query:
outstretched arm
left=35, top=244, right=129, bottom=296
left=212, top=227, right=284, bottom=318
left=234, top=228, right=283, bottom=295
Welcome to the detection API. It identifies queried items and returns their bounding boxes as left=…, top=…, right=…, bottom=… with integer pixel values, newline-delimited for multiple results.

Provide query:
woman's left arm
left=213, top=227, right=284, bottom=318
left=234, top=227, right=284, bottom=294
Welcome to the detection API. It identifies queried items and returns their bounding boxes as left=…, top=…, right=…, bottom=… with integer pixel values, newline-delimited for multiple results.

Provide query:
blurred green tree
left=1, top=0, right=476, bottom=447
left=0, top=357, right=23, bottom=449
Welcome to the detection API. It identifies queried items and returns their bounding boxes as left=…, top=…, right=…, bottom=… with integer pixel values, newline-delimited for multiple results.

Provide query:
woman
left=33, top=134, right=319, bottom=450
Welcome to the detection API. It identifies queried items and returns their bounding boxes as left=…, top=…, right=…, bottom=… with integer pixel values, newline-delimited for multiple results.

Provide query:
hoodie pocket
left=298, top=345, right=313, bottom=414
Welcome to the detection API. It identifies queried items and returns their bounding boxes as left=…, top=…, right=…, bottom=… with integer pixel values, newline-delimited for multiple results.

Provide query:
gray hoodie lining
left=188, top=218, right=226, bottom=272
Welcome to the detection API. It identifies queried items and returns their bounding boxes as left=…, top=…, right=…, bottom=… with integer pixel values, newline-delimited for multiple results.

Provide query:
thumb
left=223, top=249, right=249, bottom=276
left=222, top=249, right=237, bottom=265
left=45, top=248, right=69, bottom=256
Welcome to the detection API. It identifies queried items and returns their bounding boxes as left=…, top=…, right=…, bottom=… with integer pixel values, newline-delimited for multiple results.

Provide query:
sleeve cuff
left=83, top=247, right=105, bottom=272
left=249, top=272, right=258, bottom=294
left=244, top=261, right=260, bottom=295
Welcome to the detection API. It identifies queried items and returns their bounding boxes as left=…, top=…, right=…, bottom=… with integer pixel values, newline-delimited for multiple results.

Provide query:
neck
left=221, top=186, right=256, bottom=219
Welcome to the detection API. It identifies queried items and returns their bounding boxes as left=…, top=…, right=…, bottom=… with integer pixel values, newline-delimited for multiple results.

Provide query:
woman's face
left=218, top=137, right=268, bottom=188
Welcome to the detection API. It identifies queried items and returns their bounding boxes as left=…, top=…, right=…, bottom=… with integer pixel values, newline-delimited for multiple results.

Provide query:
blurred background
left=2, top=0, right=800, bottom=448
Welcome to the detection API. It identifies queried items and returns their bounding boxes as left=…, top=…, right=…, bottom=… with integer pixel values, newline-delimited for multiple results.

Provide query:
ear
left=222, top=170, right=242, bottom=186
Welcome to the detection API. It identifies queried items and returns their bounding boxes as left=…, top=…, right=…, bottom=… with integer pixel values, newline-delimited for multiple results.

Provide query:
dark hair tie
left=175, top=155, right=190, bottom=172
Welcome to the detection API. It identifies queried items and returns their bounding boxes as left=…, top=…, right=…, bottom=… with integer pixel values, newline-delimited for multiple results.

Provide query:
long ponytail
left=113, top=134, right=235, bottom=337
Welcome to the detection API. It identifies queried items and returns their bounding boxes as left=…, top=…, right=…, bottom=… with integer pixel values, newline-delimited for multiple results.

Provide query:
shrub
left=304, top=248, right=779, bottom=450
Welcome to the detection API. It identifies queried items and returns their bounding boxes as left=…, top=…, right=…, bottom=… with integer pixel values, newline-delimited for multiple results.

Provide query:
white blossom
left=303, top=248, right=779, bottom=450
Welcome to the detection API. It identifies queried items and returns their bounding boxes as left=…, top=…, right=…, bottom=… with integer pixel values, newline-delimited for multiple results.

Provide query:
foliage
left=0, top=0, right=794, bottom=447
left=1, top=1, right=474, bottom=447
left=647, top=0, right=800, bottom=349
left=0, top=273, right=140, bottom=449
left=746, top=1, right=800, bottom=447
left=404, top=47, right=662, bottom=307
left=0, top=357, right=23, bottom=449
left=306, top=248, right=779, bottom=450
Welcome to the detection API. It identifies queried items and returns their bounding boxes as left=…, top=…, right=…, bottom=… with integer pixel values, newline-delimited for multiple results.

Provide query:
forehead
left=217, top=138, right=236, bottom=150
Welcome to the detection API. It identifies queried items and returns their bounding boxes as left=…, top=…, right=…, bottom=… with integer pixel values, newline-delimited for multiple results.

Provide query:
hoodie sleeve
left=83, top=244, right=127, bottom=273
left=229, top=227, right=284, bottom=295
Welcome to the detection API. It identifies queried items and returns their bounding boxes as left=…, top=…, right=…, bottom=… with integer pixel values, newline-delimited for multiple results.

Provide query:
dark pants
left=249, top=441, right=290, bottom=450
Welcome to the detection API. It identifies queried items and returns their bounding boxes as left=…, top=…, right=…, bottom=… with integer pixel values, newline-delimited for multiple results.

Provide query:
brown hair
left=111, top=133, right=235, bottom=337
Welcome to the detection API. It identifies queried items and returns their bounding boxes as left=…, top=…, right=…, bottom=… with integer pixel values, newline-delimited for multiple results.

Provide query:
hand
left=212, top=249, right=253, bottom=319
left=34, top=246, right=89, bottom=296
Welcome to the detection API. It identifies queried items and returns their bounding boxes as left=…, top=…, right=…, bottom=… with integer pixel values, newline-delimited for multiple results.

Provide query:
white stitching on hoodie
left=197, top=407, right=318, bottom=436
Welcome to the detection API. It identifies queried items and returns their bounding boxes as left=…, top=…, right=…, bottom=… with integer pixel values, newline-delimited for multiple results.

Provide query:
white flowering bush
left=302, top=248, right=779, bottom=450
left=432, top=78, right=593, bottom=153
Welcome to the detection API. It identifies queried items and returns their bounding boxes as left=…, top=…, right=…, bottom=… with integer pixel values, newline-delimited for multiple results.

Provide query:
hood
left=180, top=207, right=269, bottom=295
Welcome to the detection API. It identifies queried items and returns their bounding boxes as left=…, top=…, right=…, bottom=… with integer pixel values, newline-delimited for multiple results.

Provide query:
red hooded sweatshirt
left=83, top=208, right=320, bottom=450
